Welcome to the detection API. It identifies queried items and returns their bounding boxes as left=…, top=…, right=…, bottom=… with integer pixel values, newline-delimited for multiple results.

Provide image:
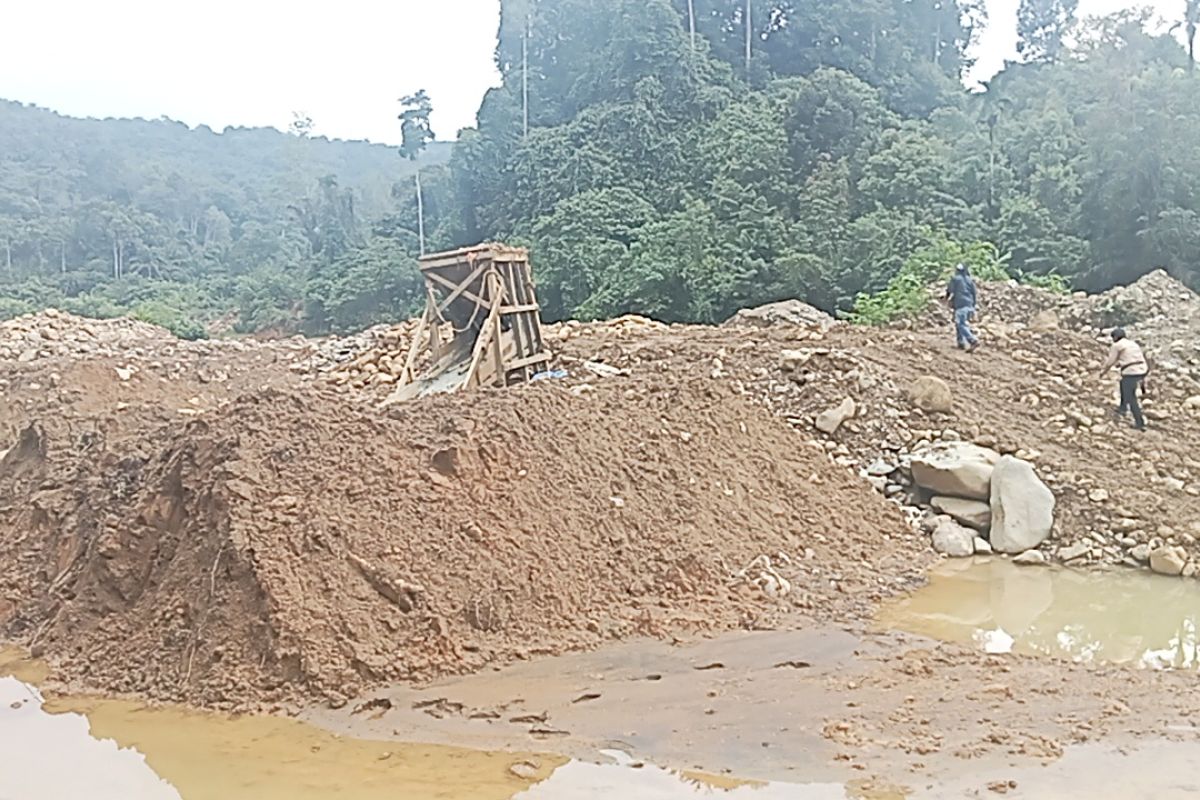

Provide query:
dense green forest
left=2, top=0, right=1200, bottom=335
left=0, top=103, right=450, bottom=335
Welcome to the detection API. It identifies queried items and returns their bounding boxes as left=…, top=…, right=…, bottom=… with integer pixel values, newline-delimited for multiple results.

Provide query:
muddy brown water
left=877, top=556, right=1200, bottom=668
left=0, top=644, right=872, bottom=800
left=8, top=558, right=1200, bottom=798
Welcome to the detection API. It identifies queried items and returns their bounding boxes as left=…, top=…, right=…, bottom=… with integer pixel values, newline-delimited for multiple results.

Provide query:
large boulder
left=910, top=442, right=1001, bottom=500
left=989, top=456, right=1055, bottom=555
left=930, top=496, right=992, bottom=530
left=931, top=520, right=976, bottom=557
left=909, top=376, right=954, bottom=414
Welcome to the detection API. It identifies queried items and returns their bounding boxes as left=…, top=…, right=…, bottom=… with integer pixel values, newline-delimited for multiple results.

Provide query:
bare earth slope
left=3, top=272, right=1200, bottom=712
left=0, top=376, right=918, bottom=709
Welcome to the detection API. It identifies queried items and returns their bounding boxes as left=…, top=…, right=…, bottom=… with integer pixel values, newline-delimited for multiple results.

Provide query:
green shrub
left=849, top=236, right=1008, bottom=325
left=131, top=301, right=208, bottom=340
left=1017, top=271, right=1071, bottom=294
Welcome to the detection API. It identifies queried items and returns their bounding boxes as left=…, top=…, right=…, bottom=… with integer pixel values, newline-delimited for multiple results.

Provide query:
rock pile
left=868, top=441, right=1055, bottom=560
left=1066, top=270, right=1200, bottom=380
left=0, top=309, right=174, bottom=362
left=546, top=315, right=667, bottom=342
left=301, top=319, right=425, bottom=398
left=913, top=280, right=1071, bottom=332
left=725, top=299, right=836, bottom=331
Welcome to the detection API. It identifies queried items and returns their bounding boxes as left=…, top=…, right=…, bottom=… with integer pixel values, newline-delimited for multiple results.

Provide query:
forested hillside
left=0, top=102, right=450, bottom=335
left=3, top=0, right=1200, bottom=335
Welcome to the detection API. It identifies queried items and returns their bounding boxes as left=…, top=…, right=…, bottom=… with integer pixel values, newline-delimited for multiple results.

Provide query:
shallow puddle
left=0, top=654, right=888, bottom=800
left=879, top=556, right=1200, bottom=668
left=0, top=674, right=561, bottom=800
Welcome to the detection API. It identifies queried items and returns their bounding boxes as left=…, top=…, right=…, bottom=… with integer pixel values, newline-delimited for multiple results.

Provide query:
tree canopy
left=2, top=1, right=1199, bottom=334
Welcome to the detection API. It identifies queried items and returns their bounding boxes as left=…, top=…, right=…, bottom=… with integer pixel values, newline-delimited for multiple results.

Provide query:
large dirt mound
left=0, top=378, right=917, bottom=709
left=555, top=293, right=1200, bottom=573
left=1065, top=270, right=1200, bottom=378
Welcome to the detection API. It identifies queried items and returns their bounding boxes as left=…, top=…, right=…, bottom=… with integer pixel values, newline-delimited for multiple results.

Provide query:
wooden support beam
left=397, top=306, right=431, bottom=386
left=427, top=261, right=492, bottom=314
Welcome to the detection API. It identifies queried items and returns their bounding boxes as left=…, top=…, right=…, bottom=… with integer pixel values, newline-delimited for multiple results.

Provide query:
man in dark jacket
left=946, top=263, right=979, bottom=352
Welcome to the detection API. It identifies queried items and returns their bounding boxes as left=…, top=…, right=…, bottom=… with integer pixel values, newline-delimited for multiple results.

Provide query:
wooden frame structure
left=392, top=243, right=550, bottom=401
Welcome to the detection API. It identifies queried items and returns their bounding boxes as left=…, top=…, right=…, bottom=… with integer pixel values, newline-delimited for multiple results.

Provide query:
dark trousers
left=1118, top=374, right=1147, bottom=429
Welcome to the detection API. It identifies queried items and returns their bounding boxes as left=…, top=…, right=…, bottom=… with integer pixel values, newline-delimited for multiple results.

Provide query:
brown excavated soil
left=5, top=271, right=1200, bottom=715
left=0, top=374, right=919, bottom=710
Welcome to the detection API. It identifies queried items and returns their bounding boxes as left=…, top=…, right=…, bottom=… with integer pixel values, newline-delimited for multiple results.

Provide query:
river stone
left=1150, top=545, right=1187, bottom=577
left=910, top=442, right=1001, bottom=500
left=930, top=496, right=992, bottom=530
left=990, top=456, right=1055, bottom=555
left=815, top=398, right=856, bottom=434
left=931, top=520, right=976, bottom=558
left=973, top=536, right=993, bottom=554
left=1012, top=550, right=1047, bottom=566
left=1059, top=542, right=1091, bottom=563
left=908, top=376, right=954, bottom=414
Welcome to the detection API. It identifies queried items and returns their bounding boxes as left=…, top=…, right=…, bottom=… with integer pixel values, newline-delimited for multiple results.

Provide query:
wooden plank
left=507, top=352, right=551, bottom=370
left=418, top=243, right=497, bottom=269
left=499, top=262, right=529, bottom=360
left=419, top=242, right=528, bottom=268
left=397, top=306, right=431, bottom=386
left=426, top=263, right=492, bottom=313
left=459, top=274, right=504, bottom=391
left=506, top=259, right=534, bottom=360
left=514, top=258, right=544, bottom=358
left=491, top=316, right=505, bottom=387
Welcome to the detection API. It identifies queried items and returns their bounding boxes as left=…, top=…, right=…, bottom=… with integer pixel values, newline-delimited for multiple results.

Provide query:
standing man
left=946, top=263, right=980, bottom=352
left=1101, top=328, right=1149, bottom=431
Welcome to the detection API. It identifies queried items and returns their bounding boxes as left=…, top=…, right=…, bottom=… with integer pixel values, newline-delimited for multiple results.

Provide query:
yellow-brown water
left=0, top=648, right=862, bottom=800
left=879, top=556, right=1200, bottom=668
left=0, top=674, right=561, bottom=800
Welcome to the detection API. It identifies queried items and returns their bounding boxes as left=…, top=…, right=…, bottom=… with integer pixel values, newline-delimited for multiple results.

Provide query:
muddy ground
left=3, top=275, right=1200, bottom=796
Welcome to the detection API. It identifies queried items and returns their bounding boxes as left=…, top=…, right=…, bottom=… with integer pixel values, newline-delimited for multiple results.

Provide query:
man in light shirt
left=1100, top=328, right=1149, bottom=431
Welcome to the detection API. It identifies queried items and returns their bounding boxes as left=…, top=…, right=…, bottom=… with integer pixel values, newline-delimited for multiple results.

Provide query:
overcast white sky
left=0, top=0, right=1187, bottom=145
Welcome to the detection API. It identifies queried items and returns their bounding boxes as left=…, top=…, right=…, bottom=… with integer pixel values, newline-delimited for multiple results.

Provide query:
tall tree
left=398, top=90, right=435, bottom=255
left=1017, top=0, right=1079, bottom=63
left=288, top=112, right=315, bottom=138
left=1180, top=0, right=1200, bottom=72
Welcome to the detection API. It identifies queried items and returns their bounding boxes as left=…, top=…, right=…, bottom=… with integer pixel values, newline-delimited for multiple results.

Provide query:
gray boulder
left=990, top=456, right=1055, bottom=555
left=931, top=520, right=976, bottom=558
left=727, top=299, right=835, bottom=330
left=910, top=442, right=1001, bottom=500
left=930, top=496, right=992, bottom=530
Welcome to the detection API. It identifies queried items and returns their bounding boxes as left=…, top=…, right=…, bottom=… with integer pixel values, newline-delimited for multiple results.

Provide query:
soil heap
left=0, top=374, right=918, bottom=710
left=7, top=272, right=1200, bottom=711
left=551, top=280, right=1200, bottom=574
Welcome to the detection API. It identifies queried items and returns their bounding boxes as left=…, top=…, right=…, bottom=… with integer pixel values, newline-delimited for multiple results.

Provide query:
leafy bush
left=63, top=279, right=215, bottom=339
left=234, top=268, right=304, bottom=333
left=131, top=301, right=208, bottom=340
left=1017, top=271, right=1071, bottom=294
left=303, top=236, right=424, bottom=332
left=849, top=236, right=1008, bottom=325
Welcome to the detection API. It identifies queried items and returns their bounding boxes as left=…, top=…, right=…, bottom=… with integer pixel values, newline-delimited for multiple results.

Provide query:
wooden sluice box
left=387, top=243, right=551, bottom=402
